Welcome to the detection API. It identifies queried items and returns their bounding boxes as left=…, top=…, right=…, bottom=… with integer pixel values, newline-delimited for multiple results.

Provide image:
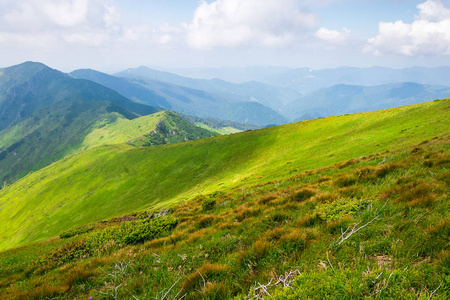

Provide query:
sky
left=1, top=0, right=450, bottom=73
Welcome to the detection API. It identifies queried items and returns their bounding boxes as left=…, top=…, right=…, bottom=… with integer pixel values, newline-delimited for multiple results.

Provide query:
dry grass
left=181, top=263, right=228, bottom=292
left=334, top=174, right=357, bottom=187
left=313, top=191, right=340, bottom=203
left=291, top=187, right=317, bottom=202
left=382, top=179, right=437, bottom=207
left=257, top=194, right=278, bottom=205
left=279, top=229, right=308, bottom=253
left=63, top=264, right=99, bottom=288
left=234, top=205, right=261, bottom=222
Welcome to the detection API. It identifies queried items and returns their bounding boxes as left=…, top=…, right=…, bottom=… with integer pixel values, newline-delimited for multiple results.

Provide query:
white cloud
left=0, top=0, right=139, bottom=47
left=184, top=0, right=318, bottom=49
left=315, top=27, right=350, bottom=43
left=365, top=0, right=450, bottom=56
left=2, top=0, right=89, bottom=31
left=417, top=0, right=450, bottom=22
left=152, top=23, right=184, bottom=46
left=40, top=0, right=89, bottom=27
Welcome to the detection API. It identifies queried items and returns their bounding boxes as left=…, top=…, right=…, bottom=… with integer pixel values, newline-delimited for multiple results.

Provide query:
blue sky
left=1, top=0, right=450, bottom=72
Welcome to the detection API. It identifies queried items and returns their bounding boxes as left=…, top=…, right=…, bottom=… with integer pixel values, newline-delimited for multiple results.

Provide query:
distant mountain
left=117, top=66, right=299, bottom=108
left=167, top=66, right=291, bottom=83
left=283, top=82, right=450, bottom=120
left=0, top=62, right=217, bottom=184
left=167, top=66, right=450, bottom=95
left=259, top=66, right=450, bottom=94
left=111, top=67, right=290, bottom=125
left=70, top=69, right=171, bottom=108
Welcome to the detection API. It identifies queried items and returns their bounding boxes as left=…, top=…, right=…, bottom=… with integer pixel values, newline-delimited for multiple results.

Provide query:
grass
left=0, top=99, right=448, bottom=252
left=195, top=123, right=243, bottom=135
left=0, top=133, right=448, bottom=299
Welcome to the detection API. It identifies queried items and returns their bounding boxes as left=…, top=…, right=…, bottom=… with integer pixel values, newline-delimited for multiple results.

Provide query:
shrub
left=59, top=224, right=95, bottom=239
left=40, top=240, right=89, bottom=266
left=314, top=198, right=370, bottom=222
left=122, top=217, right=179, bottom=245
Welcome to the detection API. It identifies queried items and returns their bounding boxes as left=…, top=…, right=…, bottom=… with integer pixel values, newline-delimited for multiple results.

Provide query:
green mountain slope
left=73, top=110, right=216, bottom=151
left=0, top=62, right=165, bottom=184
left=1, top=135, right=447, bottom=299
left=0, top=99, right=448, bottom=251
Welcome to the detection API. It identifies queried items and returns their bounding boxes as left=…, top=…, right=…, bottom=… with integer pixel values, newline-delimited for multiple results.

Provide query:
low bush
left=59, top=224, right=95, bottom=239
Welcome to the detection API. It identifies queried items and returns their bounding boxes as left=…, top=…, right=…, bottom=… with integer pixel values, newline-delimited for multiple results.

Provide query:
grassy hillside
left=71, top=111, right=216, bottom=153
left=0, top=121, right=448, bottom=299
left=0, top=99, right=448, bottom=253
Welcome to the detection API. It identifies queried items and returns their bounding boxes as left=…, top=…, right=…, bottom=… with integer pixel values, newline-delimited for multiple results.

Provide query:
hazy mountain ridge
left=284, top=82, right=450, bottom=120
left=72, top=65, right=450, bottom=124
left=116, top=66, right=300, bottom=108
left=112, top=67, right=289, bottom=126
left=113, top=66, right=450, bottom=122
left=168, top=65, right=450, bottom=93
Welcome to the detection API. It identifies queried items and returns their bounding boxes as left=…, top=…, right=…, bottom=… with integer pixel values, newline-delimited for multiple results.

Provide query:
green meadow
left=0, top=99, right=448, bottom=252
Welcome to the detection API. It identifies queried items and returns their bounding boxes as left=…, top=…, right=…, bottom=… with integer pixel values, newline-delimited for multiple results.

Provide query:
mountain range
left=73, top=65, right=450, bottom=122
left=170, top=65, right=450, bottom=93
left=71, top=68, right=289, bottom=126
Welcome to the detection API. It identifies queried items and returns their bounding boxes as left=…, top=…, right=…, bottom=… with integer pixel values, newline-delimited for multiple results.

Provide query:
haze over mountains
left=171, top=66, right=450, bottom=93
left=74, top=64, right=450, bottom=123
left=71, top=68, right=290, bottom=126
